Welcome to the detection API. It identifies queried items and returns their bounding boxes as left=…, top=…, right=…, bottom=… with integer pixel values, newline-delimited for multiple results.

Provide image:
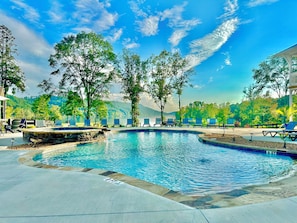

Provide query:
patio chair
left=4, top=119, right=14, bottom=133
left=181, top=118, right=190, bottom=127
left=84, top=119, right=91, bottom=126
left=101, top=119, right=108, bottom=127
left=154, top=118, right=161, bottom=127
left=262, top=121, right=297, bottom=137
left=113, top=119, right=120, bottom=127
left=194, top=118, right=202, bottom=127
left=207, top=118, right=217, bottom=127
left=126, top=118, right=133, bottom=127
left=225, top=118, right=235, bottom=127
left=55, top=120, right=62, bottom=126
left=69, top=119, right=76, bottom=126
left=166, top=118, right=175, bottom=127
left=143, top=118, right=150, bottom=127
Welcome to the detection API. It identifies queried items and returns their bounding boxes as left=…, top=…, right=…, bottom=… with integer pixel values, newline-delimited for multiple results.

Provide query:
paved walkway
left=0, top=129, right=297, bottom=222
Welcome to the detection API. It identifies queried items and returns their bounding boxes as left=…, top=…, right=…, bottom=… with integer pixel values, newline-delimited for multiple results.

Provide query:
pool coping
left=18, top=128, right=297, bottom=209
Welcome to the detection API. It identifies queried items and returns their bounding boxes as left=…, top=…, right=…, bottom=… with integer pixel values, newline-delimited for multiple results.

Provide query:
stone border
left=18, top=128, right=297, bottom=209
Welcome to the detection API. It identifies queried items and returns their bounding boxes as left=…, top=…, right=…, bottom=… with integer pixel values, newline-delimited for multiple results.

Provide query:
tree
left=171, top=52, right=193, bottom=124
left=147, top=50, right=177, bottom=124
left=60, top=91, right=83, bottom=120
left=120, top=50, right=147, bottom=127
left=0, top=25, right=25, bottom=95
left=252, top=57, right=289, bottom=98
left=32, top=95, right=50, bottom=120
left=43, top=31, right=117, bottom=120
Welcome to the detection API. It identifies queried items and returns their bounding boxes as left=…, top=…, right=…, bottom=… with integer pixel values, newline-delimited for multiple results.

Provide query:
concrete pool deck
left=0, top=128, right=297, bottom=222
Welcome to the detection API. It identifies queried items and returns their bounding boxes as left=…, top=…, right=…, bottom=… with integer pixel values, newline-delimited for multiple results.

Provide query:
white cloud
left=48, top=1, right=65, bottom=23
left=123, top=38, right=140, bottom=49
left=247, top=0, right=278, bottom=7
left=219, top=0, right=239, bottom=19
left=188, top=18, right=239, bottom=68
left=137, top=16, right=159, bottom=36
left=169, top=30, right=187, bottom=47
left=10, top=0, right=40, bottom=24
left=73, top=0, right=118, bottom=32
left=107, top=28, right=123, bottom=43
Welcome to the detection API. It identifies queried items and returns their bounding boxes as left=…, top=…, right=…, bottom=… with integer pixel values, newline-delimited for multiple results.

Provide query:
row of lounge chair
left=262, top=121, right=297, bottom=141
left=100, top=117, right=236, bottom=128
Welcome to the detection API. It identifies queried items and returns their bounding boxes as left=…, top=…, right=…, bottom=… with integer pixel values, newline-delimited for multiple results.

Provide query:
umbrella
left=0, top=96, right=8, bottom=101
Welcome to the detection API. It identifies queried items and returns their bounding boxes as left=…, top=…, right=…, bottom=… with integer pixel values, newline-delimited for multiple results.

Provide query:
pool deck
left=0, top=128, right=297, bottom=222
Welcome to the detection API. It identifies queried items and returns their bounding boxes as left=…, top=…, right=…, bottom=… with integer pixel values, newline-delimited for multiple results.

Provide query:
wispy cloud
left=247, top=0, right=278, bottom=7
left=219, top=0, right=239, bottom=19
left=137, top=15, right=159, bottom=36
left=73, top=0, right=118, bottom=32
left=48, top=1, right=66, bottom=23
left=107, top=28, right=123, bottom=43
left=123, top=38, right=140, bottom=49
left=10, top=0, right=40, bottom=24
left=188, top=18, right=239, bottom=68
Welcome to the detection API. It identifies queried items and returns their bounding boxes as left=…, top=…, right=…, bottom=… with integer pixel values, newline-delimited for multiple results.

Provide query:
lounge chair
left=84, top=119, right=91, bottom=126
left=207, top=118, right=217, bottom=127
left=143, top=118, right=150, bottom=127
left=194, top=118, right=202, bottom=127
left=69, top=119, right=76, bottom=126
left=154, top=118, right=161, bottom=126
left=4, top=119, right=14, bottom=133
left=181, top=118, right=190, bottom=127
left=262, top=121, right=297, bottom=137
left=225, top=118, right=235, bottom=127
left=166, top=118, right=175, bottom=127
left=101, top=119, right=108, bottom=127
left=55, top=120, right=62, bottom=126
left=126, top=118, right=133, bottom=127
left=113, top=119, right=120, bottom=127
left=19, top=119, right=26, bottom=128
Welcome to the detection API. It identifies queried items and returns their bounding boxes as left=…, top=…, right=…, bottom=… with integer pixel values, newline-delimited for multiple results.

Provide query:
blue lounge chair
left=207, top=118, right=217, bottom=127
left=126, top=118, right=133, bottom=127
left=225, top=118, right=235, bottom=127
left=182, top=118, right=190, bottom=127
left=101, top=119, right=108, bottom=127
left=167, top=118, right=175, bottom=127
left=262, top=121, right=297, bottom=137
left=55, top=120, right=62, bottom=126
left=69, top=119, right=76, bottom=126
left=84, top=119, right=91, bottom=126
left=154, top=118, right=161, bottom=126
left=113, top=119, right=120, bottom=127
left=194, top=118, right=202, bottom=127
left=143, top=118, right=150, bottom=127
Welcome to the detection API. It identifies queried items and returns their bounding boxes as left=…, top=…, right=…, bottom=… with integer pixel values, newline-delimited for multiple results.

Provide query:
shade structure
left=0, top=96, right=8, bottom=101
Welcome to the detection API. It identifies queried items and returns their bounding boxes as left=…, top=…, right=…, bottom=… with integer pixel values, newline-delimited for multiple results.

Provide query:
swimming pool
left=34, top=130, right=296, bottom=195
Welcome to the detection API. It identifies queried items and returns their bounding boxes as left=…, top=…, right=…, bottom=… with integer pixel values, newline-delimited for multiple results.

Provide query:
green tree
left=252, top=57, right=289, bottom=98
left=147, top=50, right=177, bottom=124
left=32, top=95, right=50, bottom=120
left=42, top=31, right=117, bottom=120
left=0, top=25, right=25, bottom=95
left=120, top=50, right=147, bottom=127
left=92, top=99, right=108, bottom=125
left=171, top=52, right=193, bottom=124
left=60, top=91, right=83, bottom=120
left=49, top=105, right=62, bottom=121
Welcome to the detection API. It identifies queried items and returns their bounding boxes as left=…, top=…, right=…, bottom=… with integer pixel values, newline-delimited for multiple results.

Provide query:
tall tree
left=147, top=50, right=176, bottom=124
left=42, top=31, right=117, bottom=120
left=252, top=57, right=289, bottom=98
left=171, top=52, right=193, bottom=124
left=60, top=91, right=83, bottom=119
left=0, top=25, right=25, bottom=94
left=120, top=50, right=147, bottom=127
left=32, top=95, right=50, bottom=120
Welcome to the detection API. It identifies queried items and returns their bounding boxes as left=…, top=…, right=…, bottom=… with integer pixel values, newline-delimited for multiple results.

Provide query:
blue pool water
left=35, top=130, right=296, bottom=195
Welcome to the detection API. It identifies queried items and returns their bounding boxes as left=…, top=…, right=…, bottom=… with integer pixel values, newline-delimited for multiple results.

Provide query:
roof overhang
left=0, top=96, right=9, bottom=101
left=274, top=44, right=297, bottom=58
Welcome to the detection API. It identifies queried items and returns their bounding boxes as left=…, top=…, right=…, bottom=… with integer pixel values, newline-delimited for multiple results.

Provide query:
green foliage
left=44, top=31, right=117, bottom=119
left=120, top=49, right=147, bottom=126
left=60, top=91, right=83, bottom=118
left=32, top=95, right=51, bottom=120
left=0, top=25, right=25, bottom=95
left=49, top=105, right=62, bottom=121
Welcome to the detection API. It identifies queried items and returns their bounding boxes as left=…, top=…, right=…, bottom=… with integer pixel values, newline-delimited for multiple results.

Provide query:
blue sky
left=0, top=0, right=296, bottom=111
